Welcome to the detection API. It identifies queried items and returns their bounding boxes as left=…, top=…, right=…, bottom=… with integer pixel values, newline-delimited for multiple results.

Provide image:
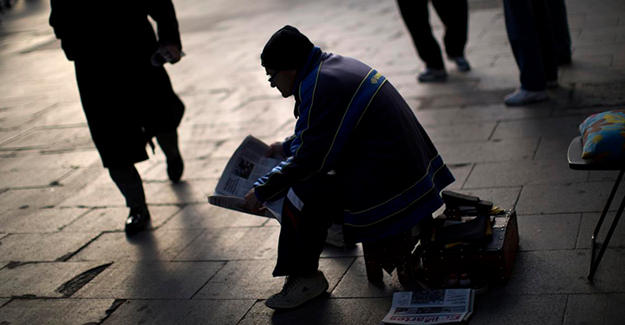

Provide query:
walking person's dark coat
left=50, top=0, right=184, bottom=167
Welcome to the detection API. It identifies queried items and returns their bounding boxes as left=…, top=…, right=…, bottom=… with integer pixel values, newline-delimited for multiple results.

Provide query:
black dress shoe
left=125, top=205, right=151, bottom=234
left=167, top=155, right=184, bottom=183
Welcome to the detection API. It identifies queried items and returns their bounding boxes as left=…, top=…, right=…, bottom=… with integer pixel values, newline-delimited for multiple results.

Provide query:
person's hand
left=244, top=188, right=265, bottom=214
left=158, top=44, right=182, bottom=64
left=267, top=142, right=286, bottom=159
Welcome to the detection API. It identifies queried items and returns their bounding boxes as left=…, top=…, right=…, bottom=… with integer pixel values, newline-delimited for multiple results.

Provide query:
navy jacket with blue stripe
left=254, top=47, right=455, bottom=242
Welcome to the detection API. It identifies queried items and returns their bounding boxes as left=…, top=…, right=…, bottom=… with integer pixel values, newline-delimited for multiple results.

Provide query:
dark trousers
left=503, top=0, right=558, bottom=91
left=546, top=0, right=572, bottom=63
left=397, top=0, right=468, bottom=70
left=273, top=177, right=338, bottom=277
left=108, top=130, right=180, bottom=208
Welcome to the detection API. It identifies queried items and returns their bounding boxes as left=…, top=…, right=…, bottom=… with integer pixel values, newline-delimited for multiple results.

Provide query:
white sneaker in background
left=504, top=88, right=549, bottom=106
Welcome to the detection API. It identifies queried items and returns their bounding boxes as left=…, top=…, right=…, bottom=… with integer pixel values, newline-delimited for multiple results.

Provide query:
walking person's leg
left=109, top=165, right=151, bottom=234
left=532, top=0, right=558, bottom=84
left=156, top=130, right=184, bottom=182
left=397, top=0, right=447, bottom=82
left=502, top=0, right=550, bottom=105
left=546, top=0, right=572, bottom=65
left=431, top=0, right=471, bottom=71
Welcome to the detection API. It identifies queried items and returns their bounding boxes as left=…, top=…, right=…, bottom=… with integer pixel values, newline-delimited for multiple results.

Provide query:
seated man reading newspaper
left=244, top=26, right=455, bottom=310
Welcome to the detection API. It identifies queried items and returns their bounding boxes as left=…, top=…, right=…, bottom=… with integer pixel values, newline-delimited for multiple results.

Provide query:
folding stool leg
left=588, top=169, right=625, bottom=280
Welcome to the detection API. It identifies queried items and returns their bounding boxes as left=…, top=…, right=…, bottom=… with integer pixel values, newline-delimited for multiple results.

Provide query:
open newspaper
left=381, top=289, right=474, bottom=325
left=208, top=135, right=284, bottom=223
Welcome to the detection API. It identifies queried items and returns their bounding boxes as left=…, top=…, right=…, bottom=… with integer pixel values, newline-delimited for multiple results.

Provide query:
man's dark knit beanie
left=261, top=25, right=314, bottom=70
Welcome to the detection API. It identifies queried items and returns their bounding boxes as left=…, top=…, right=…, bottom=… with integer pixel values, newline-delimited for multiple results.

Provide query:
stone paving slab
left=0, top=100, right=57, bottom=131
left=503, top=249, right=625, bottom=295
left=144, top=180, right=217, bottom=205
left=0, top=207, right=88, bottom=233
left=465, top=159, right=587, bottom=189
left=44, top=127, right=95, bottom=152
left=0, top=298, right=116, bottom=325
left=238, top=298, right=392, bottom=325
left=564, top=293, right=625, bottom=325
left=452, top=103, right=553, bottom=123
left=492, top=116, right=588, bottom=140
left=576, top=212, right=625, bottom=249
left=194, top=258, right=353, bottom=300
left=534, top=136, right=578, bottom=160
left=412, top=107, right=459, bottom=127
left=0, top=126, right=80, bottom=150
left=31, top=102, right=86, bottom=127
left=517, top=213, right=581, bottom=251
left=516, top=181, right=625, bottom=214
left=0, top=232, right=97, bottom=262
left=446, top=163, right=473, bottom=190
left=142, top=157, right=226, bottom=182
left=0, top=150, right=100, bottom=171
left=61, top=206, right=181, bottom=233
left=101, top=299, right=255, bottom=325
left=0, top=130, right=20, bottom=146
left=174, top=227, right=280, bottom=261
left=422, top=121, right=496, bottom=143
left=58, top=182, right=126, bottom=208
left=73, top=261, right=224, bottom=299
left=0, top=168, right=73, bottom=188
left=332, top=257, right=414, bottom=298
left=0, top=187, right=74, bottom=210
left=470, top=294, right=567, bottom=325
left=159, top=203, right=268, bottom=230
left=436, top=138, right=539, bottom=164
left=588, top=170, right=622, bottom=182
left=0, top=262, right=109, bottom=298
left=69, top=229, right=204, bottom=262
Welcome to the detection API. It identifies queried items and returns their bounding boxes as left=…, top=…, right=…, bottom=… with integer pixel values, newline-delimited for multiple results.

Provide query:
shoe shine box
left=420, top=209, right=519, bottom=286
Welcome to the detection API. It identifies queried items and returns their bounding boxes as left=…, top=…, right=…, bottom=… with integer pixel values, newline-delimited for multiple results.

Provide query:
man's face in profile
left=266, top=67, right=296, bottom=98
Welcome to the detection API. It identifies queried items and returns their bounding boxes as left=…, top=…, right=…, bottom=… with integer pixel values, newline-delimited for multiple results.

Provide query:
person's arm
left=254, top=75, right=348, bottom=202
left=148, top=0, right=183, bottom=63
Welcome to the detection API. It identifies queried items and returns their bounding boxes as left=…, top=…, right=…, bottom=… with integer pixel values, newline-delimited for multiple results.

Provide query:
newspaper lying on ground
left=381, top=289, right=474, bottom=325
left=208, top=135, right=284, bottom=222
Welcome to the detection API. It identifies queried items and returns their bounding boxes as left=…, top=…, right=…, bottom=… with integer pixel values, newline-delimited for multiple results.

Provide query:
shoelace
left=279, top=276, right=301, bottom=296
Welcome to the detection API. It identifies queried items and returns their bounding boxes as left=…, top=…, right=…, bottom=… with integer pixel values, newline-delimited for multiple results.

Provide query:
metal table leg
left=588, top=169, right=625, bottom=280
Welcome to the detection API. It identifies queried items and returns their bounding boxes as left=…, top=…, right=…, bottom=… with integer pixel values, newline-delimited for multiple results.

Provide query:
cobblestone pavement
left=1, top=0, right=625, bottom=324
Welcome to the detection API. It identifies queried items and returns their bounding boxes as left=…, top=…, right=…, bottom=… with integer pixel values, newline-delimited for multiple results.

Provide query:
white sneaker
left=504, top=89, right=549, bottom=106
left=265, top=271, right=329, bottom=310
left=418, top=68, right=447, bottom=82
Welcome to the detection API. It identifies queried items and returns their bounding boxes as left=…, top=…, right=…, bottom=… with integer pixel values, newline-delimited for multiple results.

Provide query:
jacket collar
left=293, top=47, right=324, bottom=116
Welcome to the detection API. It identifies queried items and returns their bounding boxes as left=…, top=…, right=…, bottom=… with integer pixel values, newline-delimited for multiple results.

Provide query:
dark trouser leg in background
left=397, top=0, right=445, bottom=69
left=431, top=0, right=468, bottom=58
left=503, top=0, right=557, bottom=91
left=546, top=0, right=572, bottom=64
left=109, top=165, right=150, bottom=234
left=156, top=130, right=184, bottom=183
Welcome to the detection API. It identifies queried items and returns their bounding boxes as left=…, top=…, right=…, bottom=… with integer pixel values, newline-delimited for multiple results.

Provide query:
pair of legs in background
left=397, top=0, right=470, bottom=82
left=502, top=0, right=571, bottom=106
